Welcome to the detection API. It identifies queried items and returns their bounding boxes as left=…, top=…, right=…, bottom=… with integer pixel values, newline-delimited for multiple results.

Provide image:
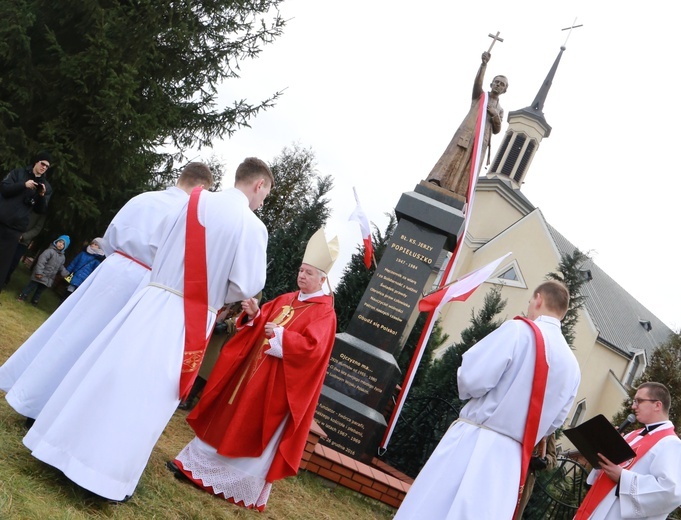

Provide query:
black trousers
left=0, top=225, right=22, bottom=292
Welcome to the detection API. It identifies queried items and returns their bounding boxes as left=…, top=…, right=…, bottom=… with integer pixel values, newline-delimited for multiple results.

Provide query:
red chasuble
left=513, top=316, right=549, bottom=517
left=187, top=290, right=336, bottom=482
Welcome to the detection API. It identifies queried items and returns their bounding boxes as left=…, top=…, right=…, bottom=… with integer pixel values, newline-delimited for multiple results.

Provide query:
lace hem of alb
left=177, top=439, right=272, bottom=509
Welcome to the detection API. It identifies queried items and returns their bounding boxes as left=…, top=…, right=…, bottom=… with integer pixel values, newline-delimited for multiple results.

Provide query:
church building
left=433, top=46, right=673, bottom=447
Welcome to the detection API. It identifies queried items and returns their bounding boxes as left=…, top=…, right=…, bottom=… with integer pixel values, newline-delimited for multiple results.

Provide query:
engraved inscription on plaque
left=346, top=219, right=445, bottom=352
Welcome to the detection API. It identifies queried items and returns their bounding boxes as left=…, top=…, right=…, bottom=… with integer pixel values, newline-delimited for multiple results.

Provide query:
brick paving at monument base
left=300, top=421, right=412, bottom=508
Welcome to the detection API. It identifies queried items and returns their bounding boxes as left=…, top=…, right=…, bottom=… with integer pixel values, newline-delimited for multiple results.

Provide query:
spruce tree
left=259, top=146, right=333, bottom=301
left=0, top=0, right=285, bottom=246
left=546, top=249, right=589, bottom=347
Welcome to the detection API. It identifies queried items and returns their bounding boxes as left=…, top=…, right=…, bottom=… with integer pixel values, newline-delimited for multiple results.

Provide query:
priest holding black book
left=575, top=382, right=681, bottom=519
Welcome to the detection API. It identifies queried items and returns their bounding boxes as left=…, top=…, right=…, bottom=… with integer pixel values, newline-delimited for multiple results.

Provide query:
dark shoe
left=166, top=460, right=191, bottom=483
left=24, top=417, right=35, bottom=429
left=30, top=301, right=38, bottom=306
left=17, top=296, right=26, bottom=302
left=107, top=494, right=133, bottom=504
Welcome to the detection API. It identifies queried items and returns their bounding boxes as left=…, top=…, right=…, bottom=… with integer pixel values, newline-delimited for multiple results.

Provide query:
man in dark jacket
left=0, top=151, right=54, bottom=291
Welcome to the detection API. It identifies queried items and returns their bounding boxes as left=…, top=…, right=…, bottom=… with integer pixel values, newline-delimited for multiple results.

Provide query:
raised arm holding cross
left=425, top=31, right=507, bottom=198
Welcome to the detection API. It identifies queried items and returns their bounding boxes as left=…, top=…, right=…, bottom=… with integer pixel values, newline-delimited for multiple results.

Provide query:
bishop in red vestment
left=169, top=229, right=339, bottom=511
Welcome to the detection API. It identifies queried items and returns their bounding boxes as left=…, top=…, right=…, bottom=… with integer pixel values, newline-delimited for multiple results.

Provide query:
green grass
left=0, top=266, right=396, bottom=519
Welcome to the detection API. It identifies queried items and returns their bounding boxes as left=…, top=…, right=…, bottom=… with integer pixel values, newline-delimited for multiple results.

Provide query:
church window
left=569, top=400, right=587, bottom=428
left=492, top=133, right=512, bottom=171
left=498, top=267, right=517, bottom=281
left=638, top=319, right=652, bottom=332
left=501, top=135, right=525, bottom=176
left=489, top=260, right=527, bottom=289
left=514, top=140, right=536, bottom=182
left=624, top=351, right=646, bottom=388
left=579, top=269, right=593, bottom=282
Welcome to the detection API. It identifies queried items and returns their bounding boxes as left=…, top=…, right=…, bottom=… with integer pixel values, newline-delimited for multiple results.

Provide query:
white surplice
left=0, top=187, right=188, bottom=417
left=585, top=421, right=681, bottom=519
left=23, top=188, right=268, bottom=501
left=394, top=316, right=581, bottom=520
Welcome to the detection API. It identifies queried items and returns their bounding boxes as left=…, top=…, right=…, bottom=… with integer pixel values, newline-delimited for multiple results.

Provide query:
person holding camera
left=0, top=151, right=54, bottom=292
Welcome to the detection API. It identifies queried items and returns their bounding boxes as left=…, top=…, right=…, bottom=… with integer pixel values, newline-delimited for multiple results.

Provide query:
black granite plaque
left=346, top=219, right=445, bottom=353
left=315, top=386, right=386, bottom=462
left=324, top=333, right=400, bottom=410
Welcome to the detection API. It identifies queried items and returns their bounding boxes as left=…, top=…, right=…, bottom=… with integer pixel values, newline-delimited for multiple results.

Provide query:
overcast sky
left=203, top=0, right=679, bottom=331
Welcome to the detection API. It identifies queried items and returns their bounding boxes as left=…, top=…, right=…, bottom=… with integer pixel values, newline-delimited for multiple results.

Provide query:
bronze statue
left=427, top=51, right=507, bottom=198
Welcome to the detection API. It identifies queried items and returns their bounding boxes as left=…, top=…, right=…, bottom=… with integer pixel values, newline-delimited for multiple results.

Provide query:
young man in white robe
left=21, top=157, right=273, bottom=502
left=0, top=163, right=213, bottom=421
left=394, top=280, right=581, bottom=520
left=575, top=382, right=681, bottom=520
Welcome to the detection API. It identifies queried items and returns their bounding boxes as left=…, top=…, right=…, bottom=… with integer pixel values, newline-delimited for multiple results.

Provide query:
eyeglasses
left=38, top=161, right=50, bottom=168
left=630, top=398, right=660, bottom=406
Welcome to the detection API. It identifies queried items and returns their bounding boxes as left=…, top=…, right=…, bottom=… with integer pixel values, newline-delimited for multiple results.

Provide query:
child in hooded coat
left=18, top=235, right=70, bottom=305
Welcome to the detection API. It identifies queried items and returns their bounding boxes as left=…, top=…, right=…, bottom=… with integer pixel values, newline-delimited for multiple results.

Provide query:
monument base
left=315, top=386, right=387, bottom=463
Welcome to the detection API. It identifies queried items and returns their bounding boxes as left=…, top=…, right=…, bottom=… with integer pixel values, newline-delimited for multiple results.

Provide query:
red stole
left=574, top=427, right=678, bottom=519
left=180, top=186, right=209, bottom=400
left=513, top=316, right=549, bottom=518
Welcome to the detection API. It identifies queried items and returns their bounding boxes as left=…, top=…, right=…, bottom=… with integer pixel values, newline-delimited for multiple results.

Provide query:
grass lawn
left=0, top=265, right=396, bottom=519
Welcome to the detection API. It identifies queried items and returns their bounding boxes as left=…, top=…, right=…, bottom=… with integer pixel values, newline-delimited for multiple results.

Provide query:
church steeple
left=486, top=46, right=567, bottom=188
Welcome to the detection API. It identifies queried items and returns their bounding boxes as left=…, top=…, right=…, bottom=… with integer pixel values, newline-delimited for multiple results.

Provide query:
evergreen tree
left=333, top=214, right=396, bottom=332
left=612, top=332, right=681, bottom=430
left=396, top=314, right=448, bottom=387
left=260, top=146, right=333, bottom=301
left=383, top=286, right=507, bottom=476
left=0, top=0, right=285, bottom=246
left=546, top=249, right=589, bottom=347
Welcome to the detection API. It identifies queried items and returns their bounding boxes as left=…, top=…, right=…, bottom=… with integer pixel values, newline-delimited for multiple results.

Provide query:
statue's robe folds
left=426, top=63, right=502, bottom=198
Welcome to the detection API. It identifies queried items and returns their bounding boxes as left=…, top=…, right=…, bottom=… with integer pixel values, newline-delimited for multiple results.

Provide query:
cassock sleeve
left=618, top=437, right=681, bottom=517
left=457, top=320, right=518, bottom=400
left=224, top=218, right=268, bottom=304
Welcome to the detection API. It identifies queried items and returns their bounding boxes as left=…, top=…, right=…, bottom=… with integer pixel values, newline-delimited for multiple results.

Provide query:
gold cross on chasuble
left=227, top=298, right=315, bottom=404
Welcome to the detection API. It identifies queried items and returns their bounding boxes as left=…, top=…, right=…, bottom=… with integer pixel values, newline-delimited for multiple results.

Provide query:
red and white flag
left=419, top=253, right=511, bottom=313
left=379, top=91, right=500, bottom=453
left=349, top=187, right=374, bottom=269
left=379, top=251, right=511, bottom=453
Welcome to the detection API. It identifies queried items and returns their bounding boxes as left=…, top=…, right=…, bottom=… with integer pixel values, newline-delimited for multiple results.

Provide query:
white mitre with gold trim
left=303, top=228, right=339, bottom=274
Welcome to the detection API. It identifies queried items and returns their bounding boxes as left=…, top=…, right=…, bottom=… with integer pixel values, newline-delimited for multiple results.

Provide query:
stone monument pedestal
left=314, top=182, right=466, bottom=462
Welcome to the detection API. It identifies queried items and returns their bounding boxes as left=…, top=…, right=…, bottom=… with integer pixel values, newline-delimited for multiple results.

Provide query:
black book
left=563, top=414, right=636, bottom=469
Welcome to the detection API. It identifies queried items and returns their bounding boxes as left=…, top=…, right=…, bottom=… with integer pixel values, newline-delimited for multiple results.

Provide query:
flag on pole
left=349, top=187, right=374, bottom=269
left=378, top=253, right=511, bottom=452
left=419, top=253, right=511, bottom=313
left=379, top=91, right=498, bottom=453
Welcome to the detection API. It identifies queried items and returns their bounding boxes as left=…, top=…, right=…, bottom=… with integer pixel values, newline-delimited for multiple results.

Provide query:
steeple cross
left=487, top=31, right=504, bottom=53
left=561, top=18, right=583, bottom=47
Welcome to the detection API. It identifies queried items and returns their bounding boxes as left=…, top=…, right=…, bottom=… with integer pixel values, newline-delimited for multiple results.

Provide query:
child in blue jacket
left=63, top=237, right=106, bottom=298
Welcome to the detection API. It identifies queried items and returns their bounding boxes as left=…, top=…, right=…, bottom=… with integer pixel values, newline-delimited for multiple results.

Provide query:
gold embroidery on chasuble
left=182, top=350, right=205, bottom=373
left=227, top=298, right=316, bottom=404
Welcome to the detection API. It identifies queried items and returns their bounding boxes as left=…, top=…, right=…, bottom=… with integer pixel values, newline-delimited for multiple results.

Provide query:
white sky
left=202, top=0, right=679, bottom=331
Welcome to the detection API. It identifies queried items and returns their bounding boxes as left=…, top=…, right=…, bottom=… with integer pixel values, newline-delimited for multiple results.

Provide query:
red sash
left=512, top=316, right=549, bottom=518
left=574, top=426, right=677, bottom=519
left=113, top=250, right=151, bottom=270
left=180, top=186, right=209, bottom=400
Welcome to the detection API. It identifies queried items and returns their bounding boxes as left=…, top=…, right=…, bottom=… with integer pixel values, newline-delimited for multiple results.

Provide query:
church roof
left=546, top=224, right=673, bottom=359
